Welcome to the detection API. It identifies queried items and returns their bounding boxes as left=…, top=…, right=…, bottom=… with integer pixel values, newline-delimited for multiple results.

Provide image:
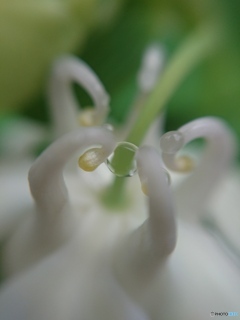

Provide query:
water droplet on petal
left=78, top=147, right=106, bottom=171
left=160, top=131, right=184, bottom=154
left=106, top=142, right=138, bottom=177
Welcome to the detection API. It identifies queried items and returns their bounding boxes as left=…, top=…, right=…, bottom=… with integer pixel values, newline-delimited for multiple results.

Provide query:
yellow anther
left=78, top=147, right=106, bottom=172
left=78, top=108, right=96, bottom=127
left=176, top=155, right=195, bottom=172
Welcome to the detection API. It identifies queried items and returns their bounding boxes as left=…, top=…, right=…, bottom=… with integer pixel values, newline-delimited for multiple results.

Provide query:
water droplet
left=106, top=142, right=138, bottom=177
left=78, top=147, right=106, bottom=172
left=160, top=131, right=184, bottom=154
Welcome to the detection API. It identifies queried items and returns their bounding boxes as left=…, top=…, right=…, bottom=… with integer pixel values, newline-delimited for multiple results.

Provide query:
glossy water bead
left=160, top=131, right=184, bottom=154
left=106, top=142, right=138, bottom=177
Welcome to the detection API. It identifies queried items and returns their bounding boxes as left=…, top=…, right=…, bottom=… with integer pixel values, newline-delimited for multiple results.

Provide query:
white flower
left=0, top=44, right=240, bottom=320
left=0, top=118, right=46, bottom=239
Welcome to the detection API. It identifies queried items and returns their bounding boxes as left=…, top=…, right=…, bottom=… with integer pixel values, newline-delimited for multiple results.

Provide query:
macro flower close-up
left=0, top=1, right=240, bottom=319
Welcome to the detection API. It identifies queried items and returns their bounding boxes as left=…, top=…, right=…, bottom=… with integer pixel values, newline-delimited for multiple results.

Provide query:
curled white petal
left=136, top=146, right=176, bottom=256
left=4, top=127, right=116, bottom=275
left=113, top=146, right=176, bottom=291
left=48, top=56, right=110, bottom=137
left=122, top=45, right=165, bottom=143
left=138, top=44, right=166, bottom=93
left=160, top=117, right=237, bottom=219
left=29, top=126, right=116, bottom=221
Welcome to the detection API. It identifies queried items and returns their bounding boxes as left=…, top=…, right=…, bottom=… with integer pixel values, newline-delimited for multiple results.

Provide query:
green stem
left=103, top=24, right=220, bottom=205
left=101, top=176, right=129, bottom=209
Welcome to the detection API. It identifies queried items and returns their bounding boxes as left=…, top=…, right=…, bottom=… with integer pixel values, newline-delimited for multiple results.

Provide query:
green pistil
left=102, top=24, right=220, bottom=207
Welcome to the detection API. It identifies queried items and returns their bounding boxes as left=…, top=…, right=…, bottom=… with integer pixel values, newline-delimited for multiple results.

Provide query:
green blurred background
left=0, top=0, right=240, bottom=152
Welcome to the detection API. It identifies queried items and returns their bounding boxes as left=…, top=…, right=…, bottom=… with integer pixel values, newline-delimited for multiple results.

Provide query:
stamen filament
left=161, top=117, right=236, bottom=219
left=48, top=56, right=109, bottom=138
left=137, top=44, right=165, bottom=94
left=4, top=127, right=116, bottom=275
left=29, top=127, right=115, bottom=220
left=121, top=45, right=166, bottom=148
left=113, top=146, right=176, bottom=289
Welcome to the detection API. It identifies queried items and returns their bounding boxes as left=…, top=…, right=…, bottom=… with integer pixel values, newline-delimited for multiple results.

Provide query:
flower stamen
left=48, top=56, right=109, bottom=137
left=113, top=146, right=176, bottom=289
left=161, top=117, right=236, bottom=219
left=106, top=142, right=138, bottom=178
left=78, top=147, right=108, bottom=172
left=160, top=131, right=195, bottom=172
left=137, top=44, right=165, bottom=94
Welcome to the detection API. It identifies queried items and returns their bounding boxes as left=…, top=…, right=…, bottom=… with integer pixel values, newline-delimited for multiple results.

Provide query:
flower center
left=101, top=26, right=219, bottom=207
left=49, top=26, right=219, bottom=210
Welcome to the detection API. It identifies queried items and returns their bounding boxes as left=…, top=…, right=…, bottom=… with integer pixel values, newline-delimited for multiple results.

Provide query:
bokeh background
left=0, top=0, right=240, bottom=156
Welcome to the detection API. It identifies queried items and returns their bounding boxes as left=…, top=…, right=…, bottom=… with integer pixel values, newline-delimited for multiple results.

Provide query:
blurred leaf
left=0, top=0, right=124, bottom=114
